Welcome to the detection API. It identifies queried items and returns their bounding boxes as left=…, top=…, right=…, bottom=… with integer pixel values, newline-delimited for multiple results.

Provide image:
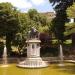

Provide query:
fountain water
left=58, top=44, right=64, bottom=66
left=1, top=45, right=9, bottom=67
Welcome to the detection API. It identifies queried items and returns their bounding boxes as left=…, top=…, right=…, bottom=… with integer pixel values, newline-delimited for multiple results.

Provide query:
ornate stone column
left=17, top=27, right=48, bottom=68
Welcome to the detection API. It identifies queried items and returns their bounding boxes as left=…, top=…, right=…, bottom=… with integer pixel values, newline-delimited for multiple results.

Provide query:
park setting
left=0, top=0, right=75, bottom=75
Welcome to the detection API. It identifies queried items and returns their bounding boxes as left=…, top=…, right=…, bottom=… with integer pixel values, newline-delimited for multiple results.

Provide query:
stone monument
left=17, top=27, right=48, bottom=68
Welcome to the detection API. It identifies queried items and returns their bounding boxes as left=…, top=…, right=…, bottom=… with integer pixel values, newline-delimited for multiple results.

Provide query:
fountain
left=1, top=44, right=9, bottom=67
left=58, top=44, right=64, bottom=66
left=0, top=29, right=74, bottom=75
left=17, top=27, right=48, bottom=68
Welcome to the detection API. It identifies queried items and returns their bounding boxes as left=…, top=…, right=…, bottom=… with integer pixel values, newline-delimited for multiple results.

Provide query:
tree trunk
left=72, top=33, right=75, bottom=50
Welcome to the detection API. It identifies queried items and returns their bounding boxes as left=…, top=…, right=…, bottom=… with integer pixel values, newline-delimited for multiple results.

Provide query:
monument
left=17, top=27, right=48, bottom=68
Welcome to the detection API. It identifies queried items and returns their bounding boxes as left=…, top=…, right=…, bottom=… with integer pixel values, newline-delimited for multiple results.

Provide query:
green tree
left=49, top=0, right=74, bottom=41
left=49, top=0, right=74, bottom=57
left=67, top=2, right=75, bottom=18
left=28, top=9, right=50, bottom=31
left=28, top=9, right=41, bottom=29
left=64, top=2, right=75, bottom=36
left=0, top=2, right=20, bottom=56
left=65, top=3, right=75, bottom=51
left=28, top=9, right=38, bottom=20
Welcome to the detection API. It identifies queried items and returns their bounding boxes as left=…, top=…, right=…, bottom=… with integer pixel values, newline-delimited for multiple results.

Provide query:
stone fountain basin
left=0, top=57, right=75, bottom=75
left=17, top=57, right=48, bottom=68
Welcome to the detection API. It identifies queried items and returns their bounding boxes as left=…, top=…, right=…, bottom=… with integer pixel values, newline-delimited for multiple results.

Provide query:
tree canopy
left=49, top=0, right=74, bottom=42
left=0, top=2, right=20, bottom=35
left=0, top=2, right=20, bottom=55
left=67, top=2, right=75, bottom=18
left=64, top=3, right=75, bottom=36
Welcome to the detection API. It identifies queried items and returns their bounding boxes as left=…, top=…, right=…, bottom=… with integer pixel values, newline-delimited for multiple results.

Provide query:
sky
left=0, top=0, right=54, bottom=12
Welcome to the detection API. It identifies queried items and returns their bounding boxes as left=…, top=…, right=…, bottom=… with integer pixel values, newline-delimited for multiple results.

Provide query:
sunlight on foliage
left=67, top=2, right=75, bottom=18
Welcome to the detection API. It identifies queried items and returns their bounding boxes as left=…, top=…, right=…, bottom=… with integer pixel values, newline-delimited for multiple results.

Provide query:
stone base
left=17, top=57, right=48, bottom=68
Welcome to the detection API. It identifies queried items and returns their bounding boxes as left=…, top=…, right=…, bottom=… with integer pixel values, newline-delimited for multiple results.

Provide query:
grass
left=0, top=63, right=75, bottom=75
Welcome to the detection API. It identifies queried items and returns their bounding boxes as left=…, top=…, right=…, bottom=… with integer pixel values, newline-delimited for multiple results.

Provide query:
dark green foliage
left=64, top=23, right=75, bottom=36
left=67, top=2, right=75, bottom=18
left=0, top=42, right=4, bottom=57
left=49, top=0, right=74, bottom=42
left=28, top=9, right=38, bottom=19
left=0, top=2, right=20, bottom=56
left=40, top=46, right=58, bottom=57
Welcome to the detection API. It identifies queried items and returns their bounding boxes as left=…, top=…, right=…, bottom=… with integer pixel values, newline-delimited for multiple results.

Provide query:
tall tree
left=64, top=2, right=75, bottom=38
left=49, top=0, right=74, bottom=57
left=49, top=0, right=74, bottom=42
left=65, top=2, right=75, bottom=51
left=0, top=2, right=20, bottom=56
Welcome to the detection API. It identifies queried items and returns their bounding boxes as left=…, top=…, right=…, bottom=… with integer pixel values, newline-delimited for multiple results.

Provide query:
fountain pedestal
left=18, top=27, right=48, bottom=68
left=17, top=39, right=48, bottom=68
